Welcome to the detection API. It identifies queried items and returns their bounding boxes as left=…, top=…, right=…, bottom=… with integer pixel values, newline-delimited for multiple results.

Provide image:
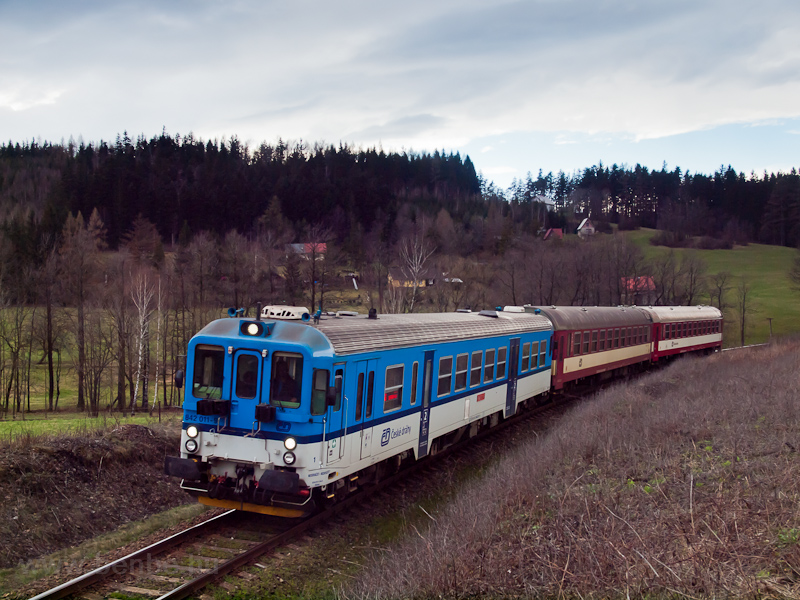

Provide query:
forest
left=0, top=131, right=798, bottom=417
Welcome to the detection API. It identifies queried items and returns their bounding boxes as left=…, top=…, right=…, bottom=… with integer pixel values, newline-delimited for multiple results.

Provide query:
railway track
left=29, top=391, right=570, bottom=600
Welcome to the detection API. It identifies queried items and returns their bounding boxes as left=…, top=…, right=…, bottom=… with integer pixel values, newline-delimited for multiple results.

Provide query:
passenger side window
left=531, top=341, right=539, bottom=368
left=573, top=332, right=581, bottom=356
left=599, top=330, right=606, bottom=351
left=582, top=331, right=590, bottom=354
left=455, top=354, right=468, bottom=392
left=497, top=347, right=508, bottom=379
left=521, top=343, right=530, bottom=372
left=470, top=351, right=482, bottom=386
left=484, top=349, right=495, bottom=383
left=539, top=341, right=546, bottom=366
left=438, top=356, right=453, bottom=397
left=384, top=365, right=403, bottom=412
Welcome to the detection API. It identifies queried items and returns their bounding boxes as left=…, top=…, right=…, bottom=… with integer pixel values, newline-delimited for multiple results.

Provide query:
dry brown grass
left=348, top=343, right=800, bottom=599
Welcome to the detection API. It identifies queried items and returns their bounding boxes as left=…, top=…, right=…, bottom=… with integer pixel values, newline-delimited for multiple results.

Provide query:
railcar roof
left=638, top=305, right=722, bottom=323
left=313, top=311, right=552, bottom=355
left=533, top=305, right=653, bottom=330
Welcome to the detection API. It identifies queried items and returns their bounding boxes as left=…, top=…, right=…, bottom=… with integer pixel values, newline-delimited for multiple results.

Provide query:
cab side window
left=270, top=353, right=303, bottom=409
left=311, top=369, right=330, bottom=416
left=193, top=344, right=225, bottom=399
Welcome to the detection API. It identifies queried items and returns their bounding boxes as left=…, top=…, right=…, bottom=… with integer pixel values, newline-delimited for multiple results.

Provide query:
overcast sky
left=2, top=0, right=799, bottom=189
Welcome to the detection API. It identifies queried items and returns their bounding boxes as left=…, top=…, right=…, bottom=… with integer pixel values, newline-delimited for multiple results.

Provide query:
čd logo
left=381, top=428, right=391, bottom=446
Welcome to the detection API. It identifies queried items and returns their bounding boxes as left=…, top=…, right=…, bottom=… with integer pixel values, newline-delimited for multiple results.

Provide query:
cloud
left=1, top=0, right=799, bottom=185
left=0, top=86, right=63, bottom=112
left=347, top=114, right=448, bottom=142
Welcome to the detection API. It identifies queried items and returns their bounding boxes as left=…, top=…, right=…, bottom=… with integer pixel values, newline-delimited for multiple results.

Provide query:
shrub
left=649, top=230, right=688, bottom=247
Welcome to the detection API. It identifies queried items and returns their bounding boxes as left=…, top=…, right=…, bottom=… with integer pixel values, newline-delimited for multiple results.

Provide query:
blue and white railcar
left=165, top=308, right=553, bottom=517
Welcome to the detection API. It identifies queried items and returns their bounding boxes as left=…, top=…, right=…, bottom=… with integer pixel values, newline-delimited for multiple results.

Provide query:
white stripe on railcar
left=562, top=343, right=650, bottom=374
left=658, top=333, right=722, bottom=352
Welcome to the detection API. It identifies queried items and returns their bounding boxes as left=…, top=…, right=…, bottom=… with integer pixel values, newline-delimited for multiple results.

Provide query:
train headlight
left=185, top=439, right=199, bottom=453
left=240, top=321, right=264, bottom=336
left=186, top=425, right=199, bottom=439
left=283, top=451, right=296, bottom=465
left=284, top=437, right=297, bottom=451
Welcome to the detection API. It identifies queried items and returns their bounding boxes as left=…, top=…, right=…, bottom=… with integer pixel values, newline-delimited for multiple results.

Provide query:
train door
left=351, top=359, right=377, bottom=461
left=324, top=366, right=345, bottom=465
left=229, top=350, right=262, bottom=430
left=417, top=351, right=434, bottom=458
left=504, top=338, right=520, bottom=418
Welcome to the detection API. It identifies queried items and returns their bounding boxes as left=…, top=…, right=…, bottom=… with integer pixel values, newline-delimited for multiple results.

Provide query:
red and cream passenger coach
left=640, top=305, right=723, bottom=361
left=537, top=305, right=654, bottom=390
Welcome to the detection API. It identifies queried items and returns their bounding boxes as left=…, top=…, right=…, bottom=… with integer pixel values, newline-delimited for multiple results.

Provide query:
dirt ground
left=0, top=423, right=189, bottom=568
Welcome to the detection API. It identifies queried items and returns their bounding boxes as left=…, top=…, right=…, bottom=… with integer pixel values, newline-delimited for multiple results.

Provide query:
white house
left=577, top=218, right=596, bottom=239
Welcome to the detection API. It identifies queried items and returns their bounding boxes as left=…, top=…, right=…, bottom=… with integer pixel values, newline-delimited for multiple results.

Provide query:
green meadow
left=0, top=411, right=181, bottom=441
left=625, top=228, right=800, bottom=345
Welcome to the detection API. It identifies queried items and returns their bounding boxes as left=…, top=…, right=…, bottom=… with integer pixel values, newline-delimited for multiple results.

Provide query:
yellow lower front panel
left=198, top=495, right=307, bottom=518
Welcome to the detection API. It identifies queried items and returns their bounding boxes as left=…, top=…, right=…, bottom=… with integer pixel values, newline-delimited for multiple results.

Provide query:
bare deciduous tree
left=399, top=233, right=436, bottom=313
left=130, top=268, right=155, bottom=413
left=709, top=271, right=732, bottom=311
left=678, top=251, right=707, bottom=305
left=736, top=278, right=753, bottom=347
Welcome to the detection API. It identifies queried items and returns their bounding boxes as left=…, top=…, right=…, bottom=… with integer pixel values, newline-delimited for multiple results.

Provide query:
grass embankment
left=626, top=228, right=800, bottom=345
left=349, top=343, right=800, bottom=598
left=0, top=422, right=189, bottom=574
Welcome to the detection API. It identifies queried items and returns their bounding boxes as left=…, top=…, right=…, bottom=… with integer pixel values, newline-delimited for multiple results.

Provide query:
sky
left=1, top=0, right=799, bottom=190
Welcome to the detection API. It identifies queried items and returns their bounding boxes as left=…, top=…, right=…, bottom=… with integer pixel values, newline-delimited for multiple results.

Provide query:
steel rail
left=29, top=509, right=237, bottom=600
left=722, top=343, right=768, bottom=351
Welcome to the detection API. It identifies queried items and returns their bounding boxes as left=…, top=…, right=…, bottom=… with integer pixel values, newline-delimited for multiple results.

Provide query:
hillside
left=626, top=228, right=800, bottom=345
left=348, top=343, right=800, bottom=598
